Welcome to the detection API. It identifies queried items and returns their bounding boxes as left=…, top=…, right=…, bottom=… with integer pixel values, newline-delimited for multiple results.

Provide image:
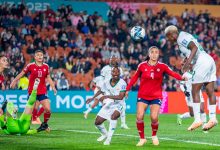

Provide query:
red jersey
left=0, top=75, right=4, bottom=86
left=23, top=62, right=49, bottom=95
left=126, top=61, right=183, bottom=100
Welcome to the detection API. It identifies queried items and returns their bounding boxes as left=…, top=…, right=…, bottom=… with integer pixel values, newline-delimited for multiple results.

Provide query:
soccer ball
left=130, top=26, right=146, bottom=41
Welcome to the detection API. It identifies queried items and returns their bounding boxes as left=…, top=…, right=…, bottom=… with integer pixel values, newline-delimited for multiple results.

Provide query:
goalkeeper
left=0, top=78, right=48, bottom=135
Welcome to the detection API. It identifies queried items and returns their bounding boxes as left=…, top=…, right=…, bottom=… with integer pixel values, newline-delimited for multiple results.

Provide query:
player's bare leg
left=37, top=99, right=51, bottom=132
left=32, top=101, right=41, bottom=124
left=203, top=82, right=218, bottom=131
left=188, top=83, right=203, bottom=131
left=136, top=102, right=148, bottom=146
left=150, top=104, right=160, bottom=146
left=95, top=116, right=107, bottom=142
left=84, top=98, right=99, bottom=119
left=36, top=106, right=44, bottom=124
left=104, top=110, right=120, bottom=145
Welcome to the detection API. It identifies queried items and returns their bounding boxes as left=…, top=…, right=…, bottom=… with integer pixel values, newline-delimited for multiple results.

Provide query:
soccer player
left=126, top=46, right=186, bottom=146
left=0, top=78, right=48, bottom=135
left=10, top=50, right=57, bottom=131
left=0, top=55, right=9, bottom=90
left=83, top=75, right=103, bottom=119
left=101, top=55, right=129, bottom=129
left=165, top=25, right=217, bottom=131
left=86, top=67, right=127, bottom=145
left=177, top=71, right=206, bottom=126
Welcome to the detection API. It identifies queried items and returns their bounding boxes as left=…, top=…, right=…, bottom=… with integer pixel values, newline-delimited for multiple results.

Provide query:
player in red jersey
left=10, top=50, right=57, bottom=131
left=0, top=55, right=9, bottom=116
left=0, top=55, right=9, bottom=90
left=126, top=46, right=186, bottom=146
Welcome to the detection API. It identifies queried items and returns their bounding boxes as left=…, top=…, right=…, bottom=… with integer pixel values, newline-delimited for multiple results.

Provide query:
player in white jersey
left=83, top=76, right=103, bottom=119
left=86, top=67, right=127, bottom=145
left=165, top=25, right=217, bottom=131
left=101, top=55, right=129, bottom=129
left=177, top=71, right=206, bottom=126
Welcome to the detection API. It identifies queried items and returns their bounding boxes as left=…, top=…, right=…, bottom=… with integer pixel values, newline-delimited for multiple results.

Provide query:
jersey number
left=150, top=72, right=154, bottom=79
left=38, top=71, right=42, bottom=77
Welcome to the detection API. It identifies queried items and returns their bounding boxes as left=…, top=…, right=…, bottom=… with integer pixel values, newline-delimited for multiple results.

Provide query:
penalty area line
left=65, top=129, right=220, bottom=147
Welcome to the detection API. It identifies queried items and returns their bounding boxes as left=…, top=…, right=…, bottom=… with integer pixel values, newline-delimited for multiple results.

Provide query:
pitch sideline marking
left=66, top=129, right=220, bottom=147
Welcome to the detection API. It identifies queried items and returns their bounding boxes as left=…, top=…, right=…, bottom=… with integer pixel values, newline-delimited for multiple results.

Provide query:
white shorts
left=94, top=87, right=103, bottom=100
left=185, top=90, right=204, bottom=107
left=97, top=100, right=123, bottom=121
left=192, top=53, right=216, bottom=84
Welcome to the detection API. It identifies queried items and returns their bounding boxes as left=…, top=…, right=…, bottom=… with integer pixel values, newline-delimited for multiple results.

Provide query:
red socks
left=37, top=107, right=44, bottom=117
left=44, top=112, right=51, bottom=123
left=32, top=108, right=38, bottom=121
left=136, top=120, right=145, bottom=139
left=151, top=122, right=159, bottom=136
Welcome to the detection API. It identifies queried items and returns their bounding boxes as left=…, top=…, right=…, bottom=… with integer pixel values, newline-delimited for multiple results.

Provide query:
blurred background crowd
left=0, top=1, right=220, bottom=91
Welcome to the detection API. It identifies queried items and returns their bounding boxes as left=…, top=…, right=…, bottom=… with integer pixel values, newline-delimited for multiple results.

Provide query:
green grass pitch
left=0, top=113, right=220, bottom=150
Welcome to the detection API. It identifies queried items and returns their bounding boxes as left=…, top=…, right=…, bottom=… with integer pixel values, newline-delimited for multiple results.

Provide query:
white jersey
left=177, top=31, right=216, bottom=83
left=97, top=78, right=127, bottom=121
left=101, top=65, right=124, bottom=81
left=100, top=78, right=127, bottom=105
left=177, top=31, right=206, bottom=64
left=92, top=76, right=103, bottom=88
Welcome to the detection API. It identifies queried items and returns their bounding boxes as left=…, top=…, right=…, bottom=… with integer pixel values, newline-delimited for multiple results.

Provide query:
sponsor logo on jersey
left=157, top=68, right=160, bottom=72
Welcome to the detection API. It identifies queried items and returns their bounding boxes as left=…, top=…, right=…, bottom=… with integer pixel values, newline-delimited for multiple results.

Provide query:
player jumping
left=177, top=71, right=206, bottom=127
left=165, top=25, right=217, bottom=131
left=10, top=50, right=57, bottom=132
left=86, top=67, right=127, bottom=145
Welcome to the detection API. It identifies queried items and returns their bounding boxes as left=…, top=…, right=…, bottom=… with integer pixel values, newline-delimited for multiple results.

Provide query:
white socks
left=180, top=112, right=191, bottom=119
left=209, top=104, right=216, bottom=120
left=106, top=120, right=117, bottom=142
left=200, top=113, right=207, bottom=124
left=96, top=124, right=107, bottom=136
left=121, top=109, right=126, bottom=125
left=84, top=107, right=92, bottom=114
left=192, top=103, right=201, bottom=122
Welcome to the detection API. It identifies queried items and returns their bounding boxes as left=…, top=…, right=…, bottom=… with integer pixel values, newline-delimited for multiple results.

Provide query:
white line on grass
left=66, top=129, right=220, bottom=147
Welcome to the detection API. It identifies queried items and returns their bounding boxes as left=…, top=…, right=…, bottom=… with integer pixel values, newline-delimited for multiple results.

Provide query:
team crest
left=144, top=69, right=147, bottom=71
left=157, top=68, right=160, bottom=72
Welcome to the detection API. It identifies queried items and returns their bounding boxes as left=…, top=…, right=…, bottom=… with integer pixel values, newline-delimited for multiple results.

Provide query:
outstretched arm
left=126, top=66, right=142, bottom=91
left=164, top=64, right=184, bottom=80
left=10, top=71, right=25, bottom=89
left=86, top=90, right=103, bottom=104
left=100, top=91, right=126, bottom=102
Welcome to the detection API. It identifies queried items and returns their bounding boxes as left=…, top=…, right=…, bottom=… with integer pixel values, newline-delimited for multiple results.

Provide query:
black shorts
left=28, top=94, right=48, bottom=102
left=137, top=98, right=162, bottom=106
